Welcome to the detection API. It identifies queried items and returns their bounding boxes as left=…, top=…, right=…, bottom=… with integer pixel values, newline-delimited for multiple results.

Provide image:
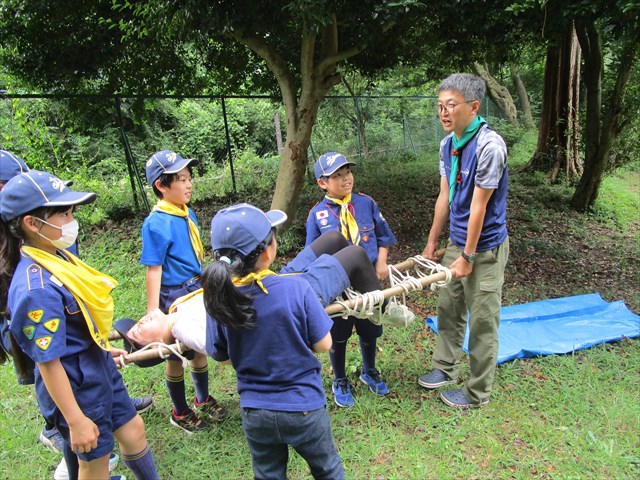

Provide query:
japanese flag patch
left=316, top=210, right=329, bottom=220
left=35, top=336, right=52, bottom=351
left=28, top=309, right=44, bottom=323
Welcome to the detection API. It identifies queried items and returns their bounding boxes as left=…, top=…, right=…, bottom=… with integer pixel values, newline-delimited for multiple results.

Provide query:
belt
left=178, top=275, right=200, bottom=288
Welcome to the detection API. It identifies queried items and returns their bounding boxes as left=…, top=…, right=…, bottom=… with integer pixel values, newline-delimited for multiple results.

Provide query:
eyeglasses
left=436, top=100, right=474, bottom=115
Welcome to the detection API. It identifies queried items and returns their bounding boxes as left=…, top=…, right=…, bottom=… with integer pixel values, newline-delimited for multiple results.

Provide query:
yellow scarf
left=233, top=269, right=276, bottom=294
left=153, top=200, right=205, bottom=267
left=22, top=246, right=118, bottom=351
left=325, top=193, right=361, bottom=245
left=169, top=288, right=203, bottom=314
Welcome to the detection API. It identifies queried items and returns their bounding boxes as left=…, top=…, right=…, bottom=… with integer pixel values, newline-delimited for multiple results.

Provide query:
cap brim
left=45, top=191, right=96, bottom=208
left=113, top=318, right=165, bottom=368
left=323, top=161, right=357, bottom=177
left=163, top=158, right=200, bottom=175
left=265, top=209, right=287, bottom=227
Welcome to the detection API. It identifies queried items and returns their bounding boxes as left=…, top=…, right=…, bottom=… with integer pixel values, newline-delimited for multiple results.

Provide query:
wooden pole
left=110, top=249, right=447, bottom=342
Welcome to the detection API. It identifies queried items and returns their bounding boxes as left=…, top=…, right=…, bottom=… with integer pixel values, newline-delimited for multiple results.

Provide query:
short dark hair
left=151, top=166, right=193, bottom=198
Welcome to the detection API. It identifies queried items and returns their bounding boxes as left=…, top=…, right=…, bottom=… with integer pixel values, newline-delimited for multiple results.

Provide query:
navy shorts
left=51, top=346, right=137, bottom=461
left=281, top=246, right=350, bottom=307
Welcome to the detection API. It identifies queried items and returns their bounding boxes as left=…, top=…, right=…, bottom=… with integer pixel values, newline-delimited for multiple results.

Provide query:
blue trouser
left=241, top=407, right=345, bottom=480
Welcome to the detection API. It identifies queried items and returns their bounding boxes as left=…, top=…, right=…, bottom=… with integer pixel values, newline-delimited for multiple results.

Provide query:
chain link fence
left=0, top=94, right=506, bottom=215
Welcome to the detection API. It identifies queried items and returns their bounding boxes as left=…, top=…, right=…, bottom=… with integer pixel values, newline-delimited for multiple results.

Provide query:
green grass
left=1, top=132, right=639, bottom=479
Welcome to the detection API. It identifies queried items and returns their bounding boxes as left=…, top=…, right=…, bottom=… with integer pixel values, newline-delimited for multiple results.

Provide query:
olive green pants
left=432, top=237, right=509, bottom=403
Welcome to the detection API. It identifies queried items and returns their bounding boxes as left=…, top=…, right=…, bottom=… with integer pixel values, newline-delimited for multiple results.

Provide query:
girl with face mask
left=0, top=170, right=159, bottom=480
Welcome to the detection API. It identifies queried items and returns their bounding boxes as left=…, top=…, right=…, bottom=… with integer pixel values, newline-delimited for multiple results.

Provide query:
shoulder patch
left=43, top=318, right=61, bottom=333
left=35, top=336, right=52, bottom=351
left=26, top=263, right=45, bottom=291
left=315, top=210, right=329, bottom=220
left=27, top=309, right=44, bottom=323
left=22, top=325, right=35, bottom=340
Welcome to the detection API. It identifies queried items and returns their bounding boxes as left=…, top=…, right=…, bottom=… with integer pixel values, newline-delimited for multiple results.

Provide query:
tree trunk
left=570, top=23, right=637, bottom=211
left=270, top=93, right=319, bottom=228
left=473, top=62, right=518, bottom=125
left=527, top=46, right=559, bottom=171
left=527, top=25, right=581, bottom=180
left=510, top=68, right=534, bottom=130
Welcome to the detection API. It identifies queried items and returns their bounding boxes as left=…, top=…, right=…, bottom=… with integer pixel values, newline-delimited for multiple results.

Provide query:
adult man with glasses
left=418, top=73, right=509, bottom=408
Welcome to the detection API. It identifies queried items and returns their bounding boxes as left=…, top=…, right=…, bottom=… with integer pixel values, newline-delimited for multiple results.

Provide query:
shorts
left=281, top=246, right=350, bottom=307
left=44, top=345, right=137, bottom=461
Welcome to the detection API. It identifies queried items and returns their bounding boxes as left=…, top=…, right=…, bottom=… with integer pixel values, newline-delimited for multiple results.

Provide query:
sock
left=190, top=365, right=209, bottom=404
left=329, top=340, right=347, bottom=379
left=359, top=336, right=377, bottom=372
left=121, top=444, right=159, bottom=480
left=62, top=441, right=79, bottom=480
left=165, top=372, right=189, bottom=415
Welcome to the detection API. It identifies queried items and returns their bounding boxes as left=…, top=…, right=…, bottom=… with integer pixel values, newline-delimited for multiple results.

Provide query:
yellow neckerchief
left=153, top=200, right=205, bottom=267
left=232, top=269, right=276, bottom=294
left=22, top=246, right=118, bottom=351
left=325, top=193, right=361, bottom=245
left=169, top=288, right=203, bottom=315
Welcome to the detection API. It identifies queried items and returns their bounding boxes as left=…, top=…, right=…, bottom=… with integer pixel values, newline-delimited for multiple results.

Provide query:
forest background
left=0, top=0, right=638, bottom=478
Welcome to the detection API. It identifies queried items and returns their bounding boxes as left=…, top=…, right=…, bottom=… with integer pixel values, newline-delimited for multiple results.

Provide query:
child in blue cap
left=141, top=150, right=226, bottom=433
left=202, top=203, right=346, bottom=480
left=0, top=151, right=138, bottom=480
left=307, top=151, right=411, bottom=407
left=0, top=170, right=159, bottom=480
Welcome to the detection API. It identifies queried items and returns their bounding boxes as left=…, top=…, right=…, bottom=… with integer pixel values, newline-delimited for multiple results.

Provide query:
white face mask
left=37, top=218, right=79, bottom=249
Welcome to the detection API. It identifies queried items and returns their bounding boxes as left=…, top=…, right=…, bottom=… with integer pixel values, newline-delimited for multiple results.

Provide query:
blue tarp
left=425, top=293, right=640, bottom=364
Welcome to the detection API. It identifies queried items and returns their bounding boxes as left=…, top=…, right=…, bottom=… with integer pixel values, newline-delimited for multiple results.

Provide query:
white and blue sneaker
left=359, top=368, right=389, bottom=396
left=332, top=377, right=355, bottom=407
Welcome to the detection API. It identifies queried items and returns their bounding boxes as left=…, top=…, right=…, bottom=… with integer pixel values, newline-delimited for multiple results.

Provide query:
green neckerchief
left=448, top=116, right=487, bottom=206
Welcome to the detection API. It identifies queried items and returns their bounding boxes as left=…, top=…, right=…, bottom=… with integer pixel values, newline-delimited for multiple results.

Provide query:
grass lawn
left=1, top=131, right=638, bottom=479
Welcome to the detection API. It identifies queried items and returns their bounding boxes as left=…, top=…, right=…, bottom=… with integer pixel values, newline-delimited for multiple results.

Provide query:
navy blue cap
left=145, top=150, right=199, bottom=185
left=0, top=170, right=96, bottom=222
left=0, top=150, right=30, bottom=182
left=314, top=152, right=356, bottom=180
left=210, top=203, right=287, bottom=256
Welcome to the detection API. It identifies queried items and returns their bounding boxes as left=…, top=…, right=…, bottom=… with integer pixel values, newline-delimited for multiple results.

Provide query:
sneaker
left=53, top=458, right=68, bottom=480
left=440, top=389, right=489, bottom=409
left=110, top=476, right=127, bottom=480
left=131, top=396, right=154, bottom=414
left=170, top=408, right=209, bottom=434
left=53, top=452, right=119, bottom=480
left=109, top=453, right=119, bottom=471
left=418, top=369, right=454, bottom=389
left=38, top=425, right=65, bottom=453
left=332, top=378, right=355, bottom=407
left=359, top=368, right=389, bottom=396
left=382, top=303, right=418, bottom=327
left=194, top=395, right=227, bottom=422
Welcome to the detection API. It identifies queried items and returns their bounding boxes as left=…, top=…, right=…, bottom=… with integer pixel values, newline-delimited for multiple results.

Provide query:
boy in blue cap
left=307, top=151, right=411, bottom=407
left=0, top=170, right=159, bottom=480
left=141, top=150, right=226, bottom=433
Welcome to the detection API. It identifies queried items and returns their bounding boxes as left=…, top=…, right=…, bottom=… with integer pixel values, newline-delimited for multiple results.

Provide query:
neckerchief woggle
left=449, top=116, right=487, bottom=206
left=233, top=270, right=277, bottom=294
left=153, top=200, right=205, bottom=267
left=22, top=246, right=118, bottom=351
left=324, top=193, right=361, bottom=245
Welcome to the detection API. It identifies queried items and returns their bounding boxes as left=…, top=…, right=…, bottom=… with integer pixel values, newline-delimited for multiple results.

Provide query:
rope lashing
left=117, top=339, right=189, bottom=367
left=116, top=253, right=453, bottom=365
left=332, top=288, right=386, bottom=324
